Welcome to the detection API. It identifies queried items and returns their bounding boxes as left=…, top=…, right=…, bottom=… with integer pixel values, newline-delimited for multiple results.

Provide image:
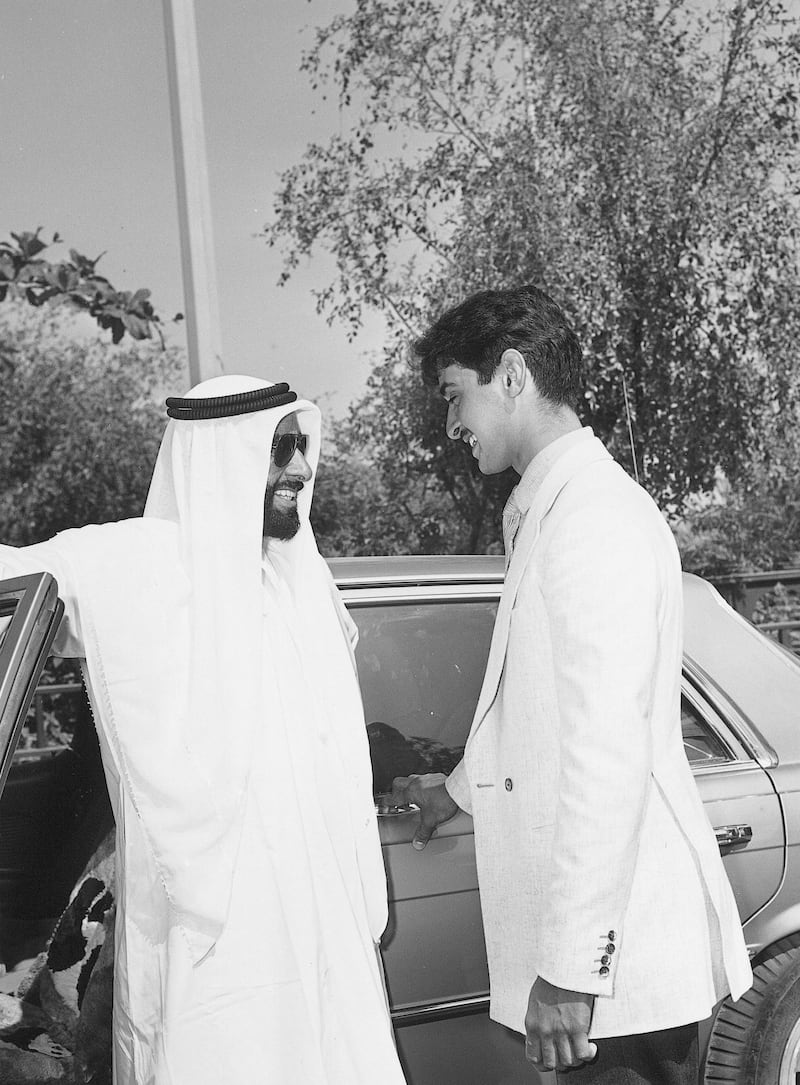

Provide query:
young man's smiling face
left=263, top=412, right=313, bottom=541
left=438, top=363, right=514, bottom=475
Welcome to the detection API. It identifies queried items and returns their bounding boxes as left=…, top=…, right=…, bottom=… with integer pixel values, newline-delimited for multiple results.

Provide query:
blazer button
left=607, top=930, right=616, bottom=941
left=505, top=778, right=513, bottom=791
left=601, top=954, right=610, bottom=965
left=599, top=966, right=610, bottom=978
left=606, top=943, right=616, bottom=955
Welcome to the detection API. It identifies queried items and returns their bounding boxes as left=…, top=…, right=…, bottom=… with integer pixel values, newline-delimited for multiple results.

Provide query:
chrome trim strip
left=337, top=573, right=505, bottom=590
left=690, top=758, right=764, bottom=777
left=391, top=994, right=490, bottom=1028
left=327, top=555, right=505, bottom=591
left=341, top=587, right=503, bottom=607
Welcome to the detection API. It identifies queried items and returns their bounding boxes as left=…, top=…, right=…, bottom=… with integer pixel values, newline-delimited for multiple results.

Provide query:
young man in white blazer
left=390, top=285, right=752, bottom=1083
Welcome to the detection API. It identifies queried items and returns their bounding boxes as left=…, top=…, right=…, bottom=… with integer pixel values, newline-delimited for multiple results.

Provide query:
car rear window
left=681, top=695, right=731, bottom=764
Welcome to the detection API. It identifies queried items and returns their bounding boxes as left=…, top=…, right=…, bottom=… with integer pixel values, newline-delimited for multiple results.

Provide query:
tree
left=0, top=302, right=186, bottom=546
left=266, top=0, right=800, bottom=552
left=675, top=429, right=800, bottom=576
left=0, top=228, right=181, bottom=346
left=327, top=373, right=515, bottom=554
left=311, top=450, right=490, bottom=555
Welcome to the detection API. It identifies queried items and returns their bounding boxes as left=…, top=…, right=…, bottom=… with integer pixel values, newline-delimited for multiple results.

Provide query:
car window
left=13, top=658, right=86, bottom=760
left=681, top=693, right=731, bottom=764
left=351, top=599, right=498, bottom=794
left=352, top=602, right=733, bottom=787
left=0, top=594, right=26, bottom=658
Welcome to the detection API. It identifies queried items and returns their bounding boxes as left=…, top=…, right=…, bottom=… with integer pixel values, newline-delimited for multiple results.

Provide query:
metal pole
left=162, top=0, right=224, bottom=383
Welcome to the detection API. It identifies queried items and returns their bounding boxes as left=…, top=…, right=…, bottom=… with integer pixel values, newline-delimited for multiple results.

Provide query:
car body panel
left=394, top=1014, right=528, bottom=1085
left=682, top=573, right=800, bottom=764
left=0, top=558, right=794, bottom=1085
left=693, top=765, right=783, bottom=922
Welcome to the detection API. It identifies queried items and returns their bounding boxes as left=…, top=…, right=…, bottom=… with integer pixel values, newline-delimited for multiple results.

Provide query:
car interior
left=0, top=664, right=114, bottom=1083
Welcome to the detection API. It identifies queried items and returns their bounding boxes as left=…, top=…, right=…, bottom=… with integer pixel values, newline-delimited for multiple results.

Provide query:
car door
left=0, top=580, right=114, bottom=996
left=683, top=659, right=785, bottom=930
left=345, top=582, right=539, bottom=1085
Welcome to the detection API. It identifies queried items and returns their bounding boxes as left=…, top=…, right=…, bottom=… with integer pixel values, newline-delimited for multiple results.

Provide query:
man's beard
left=263, top=482, right=302, bottom=540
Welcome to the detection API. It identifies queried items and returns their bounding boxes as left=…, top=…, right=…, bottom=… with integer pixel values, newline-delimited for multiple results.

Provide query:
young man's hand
left=525, top=977, right=597, bottom=1072
left=388, top=773, right=459, bottom=849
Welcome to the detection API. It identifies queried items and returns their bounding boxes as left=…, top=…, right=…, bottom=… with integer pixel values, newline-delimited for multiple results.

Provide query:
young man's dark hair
left=414, top=284, right=583, bottom=407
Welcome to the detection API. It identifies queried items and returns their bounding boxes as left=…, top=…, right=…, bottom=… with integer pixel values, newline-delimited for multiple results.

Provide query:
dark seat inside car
left=0, top=706, right=114, bottom=969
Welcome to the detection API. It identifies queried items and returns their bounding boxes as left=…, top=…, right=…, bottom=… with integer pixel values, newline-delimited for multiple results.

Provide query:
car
left=1, top=556, right=800, bottom=1083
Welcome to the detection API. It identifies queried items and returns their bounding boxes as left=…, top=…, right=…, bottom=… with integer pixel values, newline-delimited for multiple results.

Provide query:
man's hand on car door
left=388, top=773, right=460, bottom=850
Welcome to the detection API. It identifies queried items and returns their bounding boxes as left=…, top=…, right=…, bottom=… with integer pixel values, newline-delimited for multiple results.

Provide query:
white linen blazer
left=446, top=430, right=752, bottom=1038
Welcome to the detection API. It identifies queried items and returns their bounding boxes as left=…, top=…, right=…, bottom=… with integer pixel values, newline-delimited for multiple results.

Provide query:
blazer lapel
left=467, top=436, right=613, bottom=740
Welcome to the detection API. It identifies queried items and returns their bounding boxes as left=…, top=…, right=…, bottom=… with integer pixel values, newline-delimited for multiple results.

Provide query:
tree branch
left=417, top=60, right=497, bottom=164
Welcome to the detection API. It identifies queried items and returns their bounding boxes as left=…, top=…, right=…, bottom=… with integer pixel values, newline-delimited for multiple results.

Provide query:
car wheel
left=704, top=933, right=800, bottom=1084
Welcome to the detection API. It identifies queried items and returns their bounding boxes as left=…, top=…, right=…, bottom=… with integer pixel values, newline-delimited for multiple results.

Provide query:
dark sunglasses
left=272, top=432, right=309, bottom=469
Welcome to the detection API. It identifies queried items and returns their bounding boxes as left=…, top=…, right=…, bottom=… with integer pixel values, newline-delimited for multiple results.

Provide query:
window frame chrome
left=0, top=573, right=64, bottom=792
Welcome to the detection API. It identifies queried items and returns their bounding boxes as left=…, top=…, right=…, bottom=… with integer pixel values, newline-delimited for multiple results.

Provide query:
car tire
left=704, top=933, right=800, bottom=1083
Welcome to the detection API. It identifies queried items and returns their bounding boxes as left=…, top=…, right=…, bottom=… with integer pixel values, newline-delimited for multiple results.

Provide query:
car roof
left=327, top=554, right=505, bottom=589
left=682, top=573, right=800, bottom=759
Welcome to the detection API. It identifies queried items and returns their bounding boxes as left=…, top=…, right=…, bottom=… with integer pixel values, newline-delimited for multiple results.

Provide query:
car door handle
left=714, top=824, right=753, bottom=849
left=374, top=795, right=418, bottom=817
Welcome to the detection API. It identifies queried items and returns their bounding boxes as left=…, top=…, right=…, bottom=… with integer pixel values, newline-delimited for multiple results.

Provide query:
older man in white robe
left=0, top=376, right=407, bottom=1085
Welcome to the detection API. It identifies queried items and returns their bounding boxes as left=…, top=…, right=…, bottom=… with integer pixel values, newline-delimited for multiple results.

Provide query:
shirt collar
left=507, top=426, right=594, bottom=516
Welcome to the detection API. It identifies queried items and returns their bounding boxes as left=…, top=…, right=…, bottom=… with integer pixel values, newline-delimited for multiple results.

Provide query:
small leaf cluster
left=0, top=228, right=182, bottom=346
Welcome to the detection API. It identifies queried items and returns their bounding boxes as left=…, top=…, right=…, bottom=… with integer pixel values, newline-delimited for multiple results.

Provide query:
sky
left=0, top=0, right=385, bottom=415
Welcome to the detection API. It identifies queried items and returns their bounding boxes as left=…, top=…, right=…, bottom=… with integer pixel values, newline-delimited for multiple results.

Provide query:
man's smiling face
left=263, top=412, right=313, bottom=541
left=438, top=363, right=512, bottom=475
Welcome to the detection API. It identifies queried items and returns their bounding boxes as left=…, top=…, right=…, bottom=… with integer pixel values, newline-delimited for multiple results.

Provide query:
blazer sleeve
left=533, top=497, right=671, bottom=998
left=0, top=540, right=85, bottom=657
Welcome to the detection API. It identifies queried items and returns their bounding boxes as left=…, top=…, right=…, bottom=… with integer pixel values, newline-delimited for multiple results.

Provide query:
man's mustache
left=267, top=479, right=305, bottom=495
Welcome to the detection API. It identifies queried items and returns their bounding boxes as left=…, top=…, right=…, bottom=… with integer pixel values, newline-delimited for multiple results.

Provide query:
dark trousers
left=556, top=1022, right=699, bottom=1085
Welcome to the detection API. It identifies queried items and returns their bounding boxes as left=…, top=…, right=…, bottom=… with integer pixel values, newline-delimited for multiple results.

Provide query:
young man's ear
left=499, top=349, right=526, bottom=397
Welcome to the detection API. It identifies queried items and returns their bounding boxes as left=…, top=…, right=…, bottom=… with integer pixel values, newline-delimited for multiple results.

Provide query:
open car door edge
left=0, top=573, right=64, bottom=793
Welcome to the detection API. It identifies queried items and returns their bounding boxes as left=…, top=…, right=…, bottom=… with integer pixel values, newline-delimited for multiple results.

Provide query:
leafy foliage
left=0, top=302, right=186, bottom=546
left=328, top=367, right=515, bottom=554
left=311, top=446, right=503, bottom=556
left=267, top=0, right=800, bottom=552
left=675, top=430, right=800, bottom=576
left=0, top=229, right=181, bottom=346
